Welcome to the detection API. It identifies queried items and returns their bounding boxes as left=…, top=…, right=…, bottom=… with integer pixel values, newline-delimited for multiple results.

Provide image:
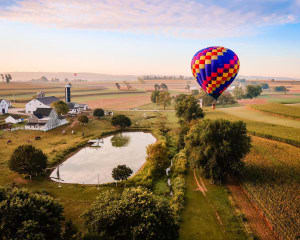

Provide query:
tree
left=5, top=74, right=12, bottom=84
left=0, top=187, right=64, bottom=240
left=93, top=108, right=104, bottom=118
left=78, top=115, right=89, bottom=124
left=151, top=90, right=160, bottom=103
left=62, top=220, right=81, bottom=240
left=115, top=82, right=121, bottom=90
left=245, top=85, right=262, bottom=98
left=157, top=91, right=171, bottom=110
left=274, top=86, right=288, bottom=94
left=9, top=145, right=47, bottom=177
left=82, top=187, right=178, bottom=240
left=146, top=141, right=170, bottom=177
left=154, top=83, right=160, bottom=91
left=217, top=92, right=237, bottom=105
left=185, top=119, right=251, bottom=184
left=260, top=83, right=269, bottom=89
left=233, top=86, right=244, bottom=99
left=111, top=115, right=131, bottom=129
left=160, top=83, right=168, bottom=90
left=112, top=165, right=133, bottom=183
left=175, top=94, right=204, bottom=122
left=52, top=101, right=69, bottom=115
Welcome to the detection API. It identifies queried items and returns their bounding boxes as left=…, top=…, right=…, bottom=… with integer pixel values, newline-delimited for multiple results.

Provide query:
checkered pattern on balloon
left=191, top=47, right=240, bottom=100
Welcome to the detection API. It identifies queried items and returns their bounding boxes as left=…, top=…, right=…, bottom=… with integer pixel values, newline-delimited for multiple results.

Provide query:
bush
left=245, top=85, right=262, bottom=98
left=82, top=187, right=178, bottom=240
left=111, top=114, right=131, bottom=129
left=0, top=187, right=64, bottom=240
left=93, top=108, right=104, bottom=118
left=9, top=145, right=47, bottom=177
left=185, top=119, right=251, bottom=184
left=78, top=115, right=89, bottom=124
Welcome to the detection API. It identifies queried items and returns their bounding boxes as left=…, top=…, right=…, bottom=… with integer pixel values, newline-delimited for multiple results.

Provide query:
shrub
left=9, top=145, right=47, bottom=177
left=93, top=108, right=104, bottom=118
left=78, top=115, right=89, bottom=124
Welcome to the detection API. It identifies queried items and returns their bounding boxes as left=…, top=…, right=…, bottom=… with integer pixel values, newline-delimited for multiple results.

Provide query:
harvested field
left=86, top=94, right=151, bottom=110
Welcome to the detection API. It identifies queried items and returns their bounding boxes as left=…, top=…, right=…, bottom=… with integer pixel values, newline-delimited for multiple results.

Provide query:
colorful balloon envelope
left=191, top=46, right=240, bottom=100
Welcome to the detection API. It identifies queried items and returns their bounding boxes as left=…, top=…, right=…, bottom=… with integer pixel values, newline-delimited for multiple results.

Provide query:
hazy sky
left=0, top=0, right=300, bottom=78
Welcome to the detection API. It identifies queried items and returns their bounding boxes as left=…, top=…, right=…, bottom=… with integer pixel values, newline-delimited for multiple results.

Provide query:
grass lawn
left=179, top=169, right=248, bottom=240
left=137, top=102, right=175, bottom=110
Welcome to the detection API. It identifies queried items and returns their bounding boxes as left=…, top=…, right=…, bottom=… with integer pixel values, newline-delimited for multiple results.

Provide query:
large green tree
left=9, top=145, right=47, bottom=177
left=82, top=187, right=178, bottom=240
left=52, top=101, right=69, bottom=115
left=93, top=108, right=104, bottom=118
left=0, top=187, right=64, bottom=240
left=111, top=115, right=131, bottom=129
left=146, top=141, right=170, bottom=177
left=175, top=94, right=204, bottom=122
left=185, top=119, right=251, bottom=184
left=151, top=90, right=160, bottom=103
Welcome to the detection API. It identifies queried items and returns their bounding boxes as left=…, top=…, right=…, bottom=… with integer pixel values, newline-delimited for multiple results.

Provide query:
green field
left=258, top=94, right=300, bottom=104
left=179, top=169, right=248, bottom=240
left=251, top=103, right=300, bottom=119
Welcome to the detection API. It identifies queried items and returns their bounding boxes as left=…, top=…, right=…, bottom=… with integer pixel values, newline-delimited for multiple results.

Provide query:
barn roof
left=36, top=96, right=59, bottom=105
left=33, top=108, right=53, bottom=119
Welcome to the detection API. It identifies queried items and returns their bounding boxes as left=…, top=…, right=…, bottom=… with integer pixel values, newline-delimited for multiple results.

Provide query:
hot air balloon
left=191, top=46, right=240, bottom=108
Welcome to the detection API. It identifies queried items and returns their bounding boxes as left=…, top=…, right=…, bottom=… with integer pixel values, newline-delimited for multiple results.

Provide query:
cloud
left=0, top=0, right=299, bottom=38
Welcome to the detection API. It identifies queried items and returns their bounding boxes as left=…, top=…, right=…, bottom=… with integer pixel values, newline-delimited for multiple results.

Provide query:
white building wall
left=25, top=99, right=50, bottom=113
left=0, top=100, right=9, bottom=115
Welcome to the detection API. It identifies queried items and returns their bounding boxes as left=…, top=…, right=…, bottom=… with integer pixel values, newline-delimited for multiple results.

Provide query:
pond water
left=50, top=132, right=156, bottom=184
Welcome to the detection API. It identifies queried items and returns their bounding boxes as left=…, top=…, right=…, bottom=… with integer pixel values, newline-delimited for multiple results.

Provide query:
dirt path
left=227, top=179, right=278, bottom=240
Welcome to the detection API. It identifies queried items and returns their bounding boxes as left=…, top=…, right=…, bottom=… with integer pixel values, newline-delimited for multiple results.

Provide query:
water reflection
left=111, top=134, right=130, bottom=147
left=50, top=132, right=156, bottom=185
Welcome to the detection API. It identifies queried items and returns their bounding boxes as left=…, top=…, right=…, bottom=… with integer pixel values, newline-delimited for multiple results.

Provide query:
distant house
left=67, top=102, right=89, bottom=115
left=5, top=115, right=25, bottom=124
left=25, top=96, right=59, bottom=114
left=25, top=108, right=68, bottom=131
left=0, top=99, right=9, bottom=115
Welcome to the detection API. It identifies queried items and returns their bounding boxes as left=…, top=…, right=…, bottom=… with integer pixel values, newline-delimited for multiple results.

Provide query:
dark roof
left=36, top=96, right=59, bottom=105
left=33, top=108, right=53, bottom=119
left=67, top=102, right=75, bottom=109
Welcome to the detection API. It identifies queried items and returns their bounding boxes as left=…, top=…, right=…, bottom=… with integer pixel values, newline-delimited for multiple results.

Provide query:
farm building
left=25, top=96, right=59, bottom=114
left=5, top=115, right=25, bottom=124
left=0, top=99, right=9, bottom=114
left=25, top=108, right=68, bottom=131
left=67, top=102, right=89, bottom=115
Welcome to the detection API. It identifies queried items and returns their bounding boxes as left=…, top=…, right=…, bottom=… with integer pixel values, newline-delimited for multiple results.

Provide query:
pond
left=50, top=132, right=156, bottom=184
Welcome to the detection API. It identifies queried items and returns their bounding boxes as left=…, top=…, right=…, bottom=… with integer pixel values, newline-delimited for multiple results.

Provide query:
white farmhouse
left=25, top=96, right=59, bottom=114
left=25, top=108, right=68, bottom=131
left=0, top=99, right=9, bottom=115
left=5, top=115, right=25, bottom=124
left=67, top=102, right=89, bottom=115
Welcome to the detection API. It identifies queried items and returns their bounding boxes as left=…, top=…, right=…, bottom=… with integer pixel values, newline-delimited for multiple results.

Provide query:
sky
left=0, top=0, right=300, bottom=78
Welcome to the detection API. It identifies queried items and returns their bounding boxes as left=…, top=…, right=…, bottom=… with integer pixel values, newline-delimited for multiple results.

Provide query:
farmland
left=251, top=103, right=300, bottom=119
left=242, top=136, right=300, bottom=240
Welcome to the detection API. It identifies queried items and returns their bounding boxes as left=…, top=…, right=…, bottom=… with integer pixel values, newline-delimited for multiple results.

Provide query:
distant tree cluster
left=1, top=73, right=12, bottom=84
left=233, top=84, right=262, bottom=99
left=141, top=75, right=190, bottom=80
left=201, top=92, right=236, bottom=106
left=151, top=90, right=172, bottom=109
left=274, top=86, right=288, bottom=93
